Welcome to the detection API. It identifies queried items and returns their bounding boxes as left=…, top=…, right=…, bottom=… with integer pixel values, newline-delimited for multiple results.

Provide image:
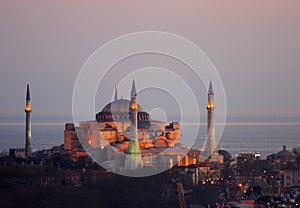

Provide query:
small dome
left=218, top=149, right=232, bottom=161
left=275, top=145, right=295, bottom=161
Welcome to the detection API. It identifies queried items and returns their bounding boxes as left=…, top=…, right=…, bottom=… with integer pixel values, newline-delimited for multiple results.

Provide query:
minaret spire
left=208, top=79, right=214, bottom=95
left=125, top=80, right=143, bottom=169
left=114, top=84, right=118, bottom=101
left=204, top=80, right=217, bottom=162
left=130, top=79, right=137, bottom=99
left=25, top=83, right=32, bottom=157
left=26, top=83, right=31, bottom=100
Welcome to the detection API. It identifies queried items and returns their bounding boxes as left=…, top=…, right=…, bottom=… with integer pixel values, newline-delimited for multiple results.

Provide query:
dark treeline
left=0, top=167, right=181, bottom=208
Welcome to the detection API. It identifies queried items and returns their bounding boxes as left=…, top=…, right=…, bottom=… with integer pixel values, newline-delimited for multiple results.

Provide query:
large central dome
left=96, top=98, right=151, bottom=126
left=101, top=99, right=145, bottom=114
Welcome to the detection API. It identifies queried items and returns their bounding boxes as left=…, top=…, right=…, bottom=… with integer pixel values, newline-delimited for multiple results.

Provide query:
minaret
left=130, top=79, right=136, bottom=99
left=114, top=84, right=118, bottom=101
left=204, top=80, right=218, bottom=162
left=25, top=83, right=33, bottom=157
left=125, top=80, right=143, bottom=169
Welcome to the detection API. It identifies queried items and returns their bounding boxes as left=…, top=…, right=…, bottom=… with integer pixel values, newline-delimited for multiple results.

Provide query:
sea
left=0, top=121, right=299, bottom=159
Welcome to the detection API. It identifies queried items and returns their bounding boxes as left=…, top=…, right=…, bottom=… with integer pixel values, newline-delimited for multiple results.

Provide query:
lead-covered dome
left=96, top=99, right=151, bottom=128
left=275, top=145, right=295, bottom=161
left=101, top=99, right=145, bottom=114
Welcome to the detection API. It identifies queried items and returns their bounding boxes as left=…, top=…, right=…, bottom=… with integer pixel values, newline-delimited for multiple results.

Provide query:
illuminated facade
left=64, top=80, right=181, bottom=159
left=64, top=80, right=230, bottom=168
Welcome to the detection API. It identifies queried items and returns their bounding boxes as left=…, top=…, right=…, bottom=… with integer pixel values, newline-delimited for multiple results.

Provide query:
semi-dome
left=218, top=149, right=232, bottom=162
left=218, top=149, right=232, bottom=161
left=95, top=99, right=151, bottom=128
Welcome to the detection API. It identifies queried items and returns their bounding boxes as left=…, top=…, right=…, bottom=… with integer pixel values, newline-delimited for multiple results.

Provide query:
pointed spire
left=208, top=80, right=214, bottom=95
left=219, top=144, right=223, bottom=150
left=114, top=84, right=118, bottom=101
left=121, top=91, right=125, bottom=99
left=130, top=79, right=137, bottom=98
left=26, top=83, right=31, bottom=100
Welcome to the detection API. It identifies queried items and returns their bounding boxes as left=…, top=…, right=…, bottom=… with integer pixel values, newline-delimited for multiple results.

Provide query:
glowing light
left=238, top=183, right=243, bottom=187
left=130, top=103, right=138, bottom=109
left=88, top=140, right=92, bottom=145
left=25, top=102, right=31, bottom=111
left=207, top=101, right=214, bottom=109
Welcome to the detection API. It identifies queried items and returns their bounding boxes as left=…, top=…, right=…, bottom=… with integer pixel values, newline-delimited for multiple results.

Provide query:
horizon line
left=0, top=121, right=299, bottom=126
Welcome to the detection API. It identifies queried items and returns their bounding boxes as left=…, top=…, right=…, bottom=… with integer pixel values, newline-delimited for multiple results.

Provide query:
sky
left=0, top=0, right=299, bottom=123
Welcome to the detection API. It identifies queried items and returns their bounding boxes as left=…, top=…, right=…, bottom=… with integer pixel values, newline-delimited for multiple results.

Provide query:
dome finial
left=121, top=91, right=125, bottom=99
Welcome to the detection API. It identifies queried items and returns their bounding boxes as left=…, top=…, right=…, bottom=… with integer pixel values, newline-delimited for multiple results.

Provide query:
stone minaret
left=125, top=80, right=143, bottom=169
left=114, top=84, right=118, bottom=101
left=25, top=83, right=33, bottom=157
left=204, top=80, right=218, bottom=162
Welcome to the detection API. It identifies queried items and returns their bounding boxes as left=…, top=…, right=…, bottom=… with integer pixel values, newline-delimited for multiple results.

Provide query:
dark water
left=0, top=122, right=299, bottom=158
left=185, top=123, right=300, bottom=158
left=216, top=123, right=300, bottom=157
left=0, top=123, right=64, bottom=152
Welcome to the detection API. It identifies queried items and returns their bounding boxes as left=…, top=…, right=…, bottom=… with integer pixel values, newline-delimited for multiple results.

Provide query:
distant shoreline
left=0, top=121, right=299, bottom=126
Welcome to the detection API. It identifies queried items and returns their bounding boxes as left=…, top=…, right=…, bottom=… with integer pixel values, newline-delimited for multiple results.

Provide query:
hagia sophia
left=9, top=81, right=241, bottom=173
left=63, top=79, right=231, bottom=170
left=9, top=82, right=298, bottom=182
left=5, top=82, right=299, bottom=207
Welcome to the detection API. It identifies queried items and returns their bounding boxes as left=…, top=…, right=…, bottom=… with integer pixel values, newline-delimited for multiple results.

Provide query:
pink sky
left=0, top=0, right=299, bottom=122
